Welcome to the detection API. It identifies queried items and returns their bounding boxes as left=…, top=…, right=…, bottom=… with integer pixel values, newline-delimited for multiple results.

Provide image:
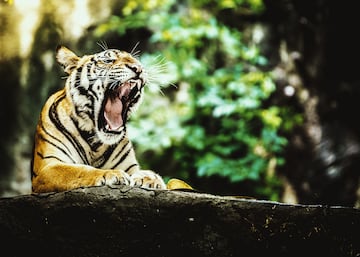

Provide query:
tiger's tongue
left=104, top=84, right=131, bottom=130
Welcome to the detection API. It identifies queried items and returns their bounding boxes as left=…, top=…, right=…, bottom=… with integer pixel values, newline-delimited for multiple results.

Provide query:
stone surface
left=0, top=185, right=359, bottom=257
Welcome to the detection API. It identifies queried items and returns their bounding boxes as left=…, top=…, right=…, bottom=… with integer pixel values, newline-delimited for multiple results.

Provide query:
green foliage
left=95, top=0, right=302, bottom=200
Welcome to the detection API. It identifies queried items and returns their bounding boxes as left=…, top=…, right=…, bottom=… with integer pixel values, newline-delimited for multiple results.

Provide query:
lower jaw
left=102, top=123, right=126, bottom=134
left=97, top=128, right=126, bottom=145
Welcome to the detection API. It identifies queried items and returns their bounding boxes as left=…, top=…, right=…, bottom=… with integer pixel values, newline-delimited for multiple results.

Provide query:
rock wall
left=0, top=186, right=359, bottom=257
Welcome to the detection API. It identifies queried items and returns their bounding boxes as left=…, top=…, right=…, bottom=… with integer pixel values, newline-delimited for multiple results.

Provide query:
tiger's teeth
left=128, top=80, right=138, bottom=89
left=105, top=123, right=122, bottom=132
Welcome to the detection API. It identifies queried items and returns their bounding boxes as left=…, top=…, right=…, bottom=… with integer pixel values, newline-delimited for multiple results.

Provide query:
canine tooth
left=130, top=81, right=137, bottom=89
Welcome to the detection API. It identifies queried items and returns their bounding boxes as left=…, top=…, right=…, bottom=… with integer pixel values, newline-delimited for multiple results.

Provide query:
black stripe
left=39, top=117, right=73, bottom=156
left=70, top=108, right=95, bottom=138
left=88, top=85, right=100, bottom=101
left=70, top=116, right=97, bottom=149
left=38, top=152, right=68, bottom=163
left=91, top=141, right=103, bottom=151
left=48, top=92, right=90, bottom=164
left=93, top=144, right=116, bottom=168
left=73, top=87, right=95, bottom=120
left=111, top=148, right=132, bottom=169
left=124, top=163, right=138, bottom=173
left=113, top=138, right=129, bottom=160
left=94, top=138, right=130, bottom=169
left=37, top=134, right=77, bottom=164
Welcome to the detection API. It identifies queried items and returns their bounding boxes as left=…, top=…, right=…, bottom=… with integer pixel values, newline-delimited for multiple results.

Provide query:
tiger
left=31, top=45, right=168, bottom=193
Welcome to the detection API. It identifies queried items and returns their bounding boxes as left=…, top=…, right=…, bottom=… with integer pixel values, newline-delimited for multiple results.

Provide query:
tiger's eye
left=102, top=59, right=115, bottom=64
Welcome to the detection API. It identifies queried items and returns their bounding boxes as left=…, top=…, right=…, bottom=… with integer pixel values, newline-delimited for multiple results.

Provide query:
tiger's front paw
left=95, top=170, right=132, bottom=187
left=130, top=170, right=166, bottom=189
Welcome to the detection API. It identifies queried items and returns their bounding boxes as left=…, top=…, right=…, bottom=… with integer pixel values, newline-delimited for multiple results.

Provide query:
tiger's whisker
left=130, top=42, right=140, bottom=57
left=97, top=41, right=108, bottom=51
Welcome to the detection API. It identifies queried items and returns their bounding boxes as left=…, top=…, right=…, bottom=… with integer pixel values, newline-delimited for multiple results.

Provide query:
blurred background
left=1, top=0, right=360, bottom=207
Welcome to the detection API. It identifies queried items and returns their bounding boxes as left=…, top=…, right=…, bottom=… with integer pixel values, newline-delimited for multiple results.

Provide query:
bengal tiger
left=31, top=45, right=168, bottom=193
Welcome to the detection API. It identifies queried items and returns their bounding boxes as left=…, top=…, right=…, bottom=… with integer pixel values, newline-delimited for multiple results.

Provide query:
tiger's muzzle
left=100, top=78, right=142, bottom=133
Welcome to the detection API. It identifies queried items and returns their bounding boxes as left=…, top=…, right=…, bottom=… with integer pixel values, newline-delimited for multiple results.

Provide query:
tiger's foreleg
left=32, top=163, right=132, bottom=193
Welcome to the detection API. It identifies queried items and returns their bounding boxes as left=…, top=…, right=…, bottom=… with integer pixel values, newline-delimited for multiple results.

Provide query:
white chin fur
left=97, top=128, right=126, bottom=145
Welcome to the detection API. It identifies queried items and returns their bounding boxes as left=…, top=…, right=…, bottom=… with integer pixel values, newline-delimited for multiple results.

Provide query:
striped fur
left=31, top=46, right=166, bottom=193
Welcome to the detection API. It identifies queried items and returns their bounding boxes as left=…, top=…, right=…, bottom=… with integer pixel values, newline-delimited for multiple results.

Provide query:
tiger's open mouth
left=100, top=79, right=140, bottom=133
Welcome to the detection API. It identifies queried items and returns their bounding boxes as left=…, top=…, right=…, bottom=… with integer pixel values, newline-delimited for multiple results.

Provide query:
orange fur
left=31, top=46, right=166, bottom=193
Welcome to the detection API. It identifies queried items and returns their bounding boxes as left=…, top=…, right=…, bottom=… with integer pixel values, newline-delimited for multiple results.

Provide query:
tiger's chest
left=74, top=131, right=134, bottom=170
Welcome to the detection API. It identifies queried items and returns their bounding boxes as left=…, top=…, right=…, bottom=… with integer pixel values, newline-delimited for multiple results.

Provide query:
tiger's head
left=56, top=46, right=146, bottom=145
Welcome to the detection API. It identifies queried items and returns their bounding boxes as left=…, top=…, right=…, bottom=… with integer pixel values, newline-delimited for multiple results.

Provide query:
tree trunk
left=262, top=0, right=360, bottom=207
left=0, top=186, right=359, bottom=257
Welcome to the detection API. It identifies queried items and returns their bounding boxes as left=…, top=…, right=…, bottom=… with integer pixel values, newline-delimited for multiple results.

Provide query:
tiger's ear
left=56, top=45, right=80, bottom=74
